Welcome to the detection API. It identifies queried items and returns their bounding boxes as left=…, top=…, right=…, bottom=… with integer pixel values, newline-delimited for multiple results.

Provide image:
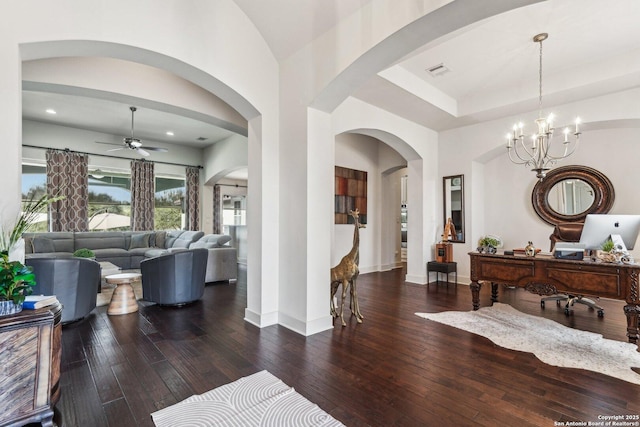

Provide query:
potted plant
left=477, top=236, right=500, bottom=254
left=0, top=194, right=62, bottom=262
left=0, top=194, right=61, bottom=315
left=73, top=248, right=95, bottom=259
left=597, top=238, right=618, bottom=263
left=0, top=252, right=36, bottom=315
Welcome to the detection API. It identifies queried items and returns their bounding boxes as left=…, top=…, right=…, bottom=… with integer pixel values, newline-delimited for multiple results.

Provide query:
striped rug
left=151, top=370, right=344, bottom=427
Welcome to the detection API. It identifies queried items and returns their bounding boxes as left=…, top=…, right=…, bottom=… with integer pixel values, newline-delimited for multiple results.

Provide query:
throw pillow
left=33, top=237, right=56, bottom=253
left=129, top=233, right=150, bottom=250
left=154, top=231, right=167, bottom=248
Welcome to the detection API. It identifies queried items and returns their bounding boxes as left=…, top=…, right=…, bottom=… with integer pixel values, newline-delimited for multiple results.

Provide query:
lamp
left=506, top=33, right=580, bottom=180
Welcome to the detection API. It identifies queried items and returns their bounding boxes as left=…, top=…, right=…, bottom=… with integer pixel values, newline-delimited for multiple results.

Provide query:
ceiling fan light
left=129, top=139, right=142, bottom=148
left=91, top=169, right=104, bottom=179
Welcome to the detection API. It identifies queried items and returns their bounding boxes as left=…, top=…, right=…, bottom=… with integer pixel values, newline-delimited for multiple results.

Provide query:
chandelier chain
left=538, top=37, right=543, bottom=117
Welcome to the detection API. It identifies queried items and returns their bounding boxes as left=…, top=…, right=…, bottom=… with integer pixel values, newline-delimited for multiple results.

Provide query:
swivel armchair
left=140, top=248, right=208, bottom=306
left=542, top=222, right=604, bottom=317
left=26, top=257, right=101, bottom=324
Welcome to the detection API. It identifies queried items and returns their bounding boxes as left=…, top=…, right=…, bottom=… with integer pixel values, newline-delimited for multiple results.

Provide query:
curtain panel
left=130, top=160, right=155, bottom=231
left=213, top=184, right=222, bottom=234
left=185, top=167, right=200, bottom=231
left=46, top=149, right=89, bottom=231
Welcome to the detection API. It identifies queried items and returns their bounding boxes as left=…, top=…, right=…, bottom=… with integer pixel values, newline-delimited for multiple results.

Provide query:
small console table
left=427, top=261, right=457, bottom=285
left=468, top=252, right=640, bottom=349
left=0, top=302, right=62, bottom=427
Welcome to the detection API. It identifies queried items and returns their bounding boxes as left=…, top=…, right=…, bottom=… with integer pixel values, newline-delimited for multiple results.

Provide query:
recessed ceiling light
left=166, top=131, right=174, bottom=136
left=45, top=109, right=57, bottom=115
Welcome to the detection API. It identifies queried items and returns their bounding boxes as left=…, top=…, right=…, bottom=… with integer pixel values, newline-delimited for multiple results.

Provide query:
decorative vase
left=524, top=241, right=536, bottom=257
left=0, top=300, right=23, bottom=316
left=597, top=250, right=618, bottom=263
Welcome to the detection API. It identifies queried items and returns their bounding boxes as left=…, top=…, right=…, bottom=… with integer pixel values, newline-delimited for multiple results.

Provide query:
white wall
left=22, top=120, right=201, bottom=178
left=439, top=88, right=640, bottom=284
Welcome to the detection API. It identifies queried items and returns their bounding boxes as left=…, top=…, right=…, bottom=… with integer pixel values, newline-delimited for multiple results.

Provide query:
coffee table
left=105, top=273, right=141, bottom=315
left=99, top=261, right=121, bottom=278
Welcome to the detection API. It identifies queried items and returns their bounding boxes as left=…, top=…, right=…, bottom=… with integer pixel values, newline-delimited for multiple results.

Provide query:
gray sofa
left=24, top=230, right=237, bottom=282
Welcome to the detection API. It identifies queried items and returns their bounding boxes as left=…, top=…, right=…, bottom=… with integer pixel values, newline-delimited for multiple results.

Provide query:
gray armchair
left=26, top=257, right=101, bottom=324
left=140, top=248, right=208, bottom=306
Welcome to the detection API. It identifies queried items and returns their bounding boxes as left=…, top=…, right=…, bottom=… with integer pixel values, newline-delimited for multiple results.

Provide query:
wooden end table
left=105, top=273, right=141, bottom=315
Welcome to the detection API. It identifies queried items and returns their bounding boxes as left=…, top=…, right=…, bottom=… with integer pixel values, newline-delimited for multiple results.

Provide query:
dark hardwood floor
left=48, top=265, right=639, bottom=426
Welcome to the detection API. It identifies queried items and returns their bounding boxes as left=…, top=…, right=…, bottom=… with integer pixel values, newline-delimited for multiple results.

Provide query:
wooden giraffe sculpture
left=330, top=209, right=365, bottom=326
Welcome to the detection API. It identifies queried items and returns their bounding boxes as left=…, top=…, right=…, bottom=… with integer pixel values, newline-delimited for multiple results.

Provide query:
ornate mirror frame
left=532, top=165, right=615, bottom=225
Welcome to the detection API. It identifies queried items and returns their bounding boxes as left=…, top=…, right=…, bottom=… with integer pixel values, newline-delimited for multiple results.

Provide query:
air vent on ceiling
left=196, top=137, right=208, bottom=141
left=426, top=63, right=450, bottom=77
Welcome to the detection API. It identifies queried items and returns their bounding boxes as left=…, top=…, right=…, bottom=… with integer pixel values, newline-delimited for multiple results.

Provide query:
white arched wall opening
left=16, top=42, right=276, bottom=327
left=0, top=0, right=281, bottom=332
left=332, top=98, right=438, bottom=284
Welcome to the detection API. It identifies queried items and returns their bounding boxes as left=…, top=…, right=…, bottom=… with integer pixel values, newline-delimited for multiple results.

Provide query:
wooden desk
left=469, top=252, right=640, bottom=348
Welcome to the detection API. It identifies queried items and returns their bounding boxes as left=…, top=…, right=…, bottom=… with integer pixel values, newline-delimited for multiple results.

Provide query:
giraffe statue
left=330, top=209, right=365, bottom=326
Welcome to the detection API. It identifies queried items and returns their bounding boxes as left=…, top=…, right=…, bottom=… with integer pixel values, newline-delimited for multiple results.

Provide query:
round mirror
left=547, top=178, right=595, bottom=215
left=532, top=165, right=614, bottom=225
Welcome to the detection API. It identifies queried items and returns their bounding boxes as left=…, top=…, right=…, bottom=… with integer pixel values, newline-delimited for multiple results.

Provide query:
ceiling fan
left=96, top=106, right=168, bottom=157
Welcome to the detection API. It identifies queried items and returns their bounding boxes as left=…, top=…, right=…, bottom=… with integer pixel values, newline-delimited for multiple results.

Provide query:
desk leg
left=470, top=281, right=482, bottom=310
left=490, top=282, right=499, bottom=303
left=623, top=304, right=639, bottom=348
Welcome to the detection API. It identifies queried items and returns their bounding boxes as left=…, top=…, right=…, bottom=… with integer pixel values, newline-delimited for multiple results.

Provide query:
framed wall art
left=335, top=166, right=367, bottom=224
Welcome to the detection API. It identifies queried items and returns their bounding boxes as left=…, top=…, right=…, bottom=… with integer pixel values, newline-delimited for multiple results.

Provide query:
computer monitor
left=579, top=214, right=640, bottom=251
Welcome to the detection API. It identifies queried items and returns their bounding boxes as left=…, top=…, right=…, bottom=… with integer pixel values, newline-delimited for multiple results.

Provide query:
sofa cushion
left=74, top=232, right=126, bottom=251
left=145, top=248, right=168, bottom=258
left=190, top=234, right=232, bottom=249
left=24, top=232, right=74, bottom=254
left=129, top=233, right=151, bottom=250
left=33, top=237, right=55, bottom=253
left=164, top=230, right=185, bottom=248
left=153, top=231, right=167, bottom=248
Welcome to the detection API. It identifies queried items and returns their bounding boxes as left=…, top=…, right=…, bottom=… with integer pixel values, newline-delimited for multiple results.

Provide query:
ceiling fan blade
left=95, top=141, right=123, bottom=147
left=136, top=148, right=150, bottom=157
left=143, top=146, right=168, bottom=152
left=106, top=147, right=125, bottom=152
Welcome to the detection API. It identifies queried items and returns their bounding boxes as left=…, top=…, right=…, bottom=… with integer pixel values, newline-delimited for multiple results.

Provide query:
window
left=22, top=164, right=186, bottom=231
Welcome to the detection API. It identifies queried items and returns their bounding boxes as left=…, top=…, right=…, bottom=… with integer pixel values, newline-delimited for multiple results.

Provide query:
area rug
left=151, top=370, right=344, bottom=427
left=416, top=303, right=640, bottom=385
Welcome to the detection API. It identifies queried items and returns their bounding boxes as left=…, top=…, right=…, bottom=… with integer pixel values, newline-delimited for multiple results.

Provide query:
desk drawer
left=476, top=258, right=534, bottom=282
left=547, top=266, right=621, bottom=298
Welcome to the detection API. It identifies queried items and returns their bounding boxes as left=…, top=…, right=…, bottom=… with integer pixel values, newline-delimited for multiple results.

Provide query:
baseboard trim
left=244, top=308, right=278, bottom=328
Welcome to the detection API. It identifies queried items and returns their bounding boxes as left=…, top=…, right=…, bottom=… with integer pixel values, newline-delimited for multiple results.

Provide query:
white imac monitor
left=579, top=214, right=640, bottom=251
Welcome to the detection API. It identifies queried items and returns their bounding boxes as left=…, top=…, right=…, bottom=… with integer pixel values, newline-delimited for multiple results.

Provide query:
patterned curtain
left=213, top=184, right=222, bottom=234
left=130, top=160, right=155, bottom=231
left=185, top=167, right=200, bottom=231
left=46, top=149, right=89, bottom=231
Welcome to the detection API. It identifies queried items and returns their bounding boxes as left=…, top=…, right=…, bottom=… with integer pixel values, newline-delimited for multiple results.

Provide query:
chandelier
left=506, top=33, right=580, bottom=180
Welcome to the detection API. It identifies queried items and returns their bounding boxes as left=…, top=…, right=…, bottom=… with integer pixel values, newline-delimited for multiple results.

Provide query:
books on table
left=23, top=295, right=59, bottom=310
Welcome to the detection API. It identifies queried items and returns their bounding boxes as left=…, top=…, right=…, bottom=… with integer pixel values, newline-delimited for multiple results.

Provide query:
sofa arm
left=205, top=247, right=237, bottom=282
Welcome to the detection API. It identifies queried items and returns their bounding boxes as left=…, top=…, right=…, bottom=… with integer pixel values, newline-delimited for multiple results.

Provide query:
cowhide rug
left=416, top=303, right=640, bottom=385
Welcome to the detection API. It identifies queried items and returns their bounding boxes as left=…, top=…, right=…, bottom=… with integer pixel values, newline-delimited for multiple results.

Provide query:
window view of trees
left=22, top=164, right=185, bottom=231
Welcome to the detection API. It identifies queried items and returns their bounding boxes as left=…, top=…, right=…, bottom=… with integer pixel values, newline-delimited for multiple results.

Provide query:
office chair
left=541, top=222, right=604, bottom=317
